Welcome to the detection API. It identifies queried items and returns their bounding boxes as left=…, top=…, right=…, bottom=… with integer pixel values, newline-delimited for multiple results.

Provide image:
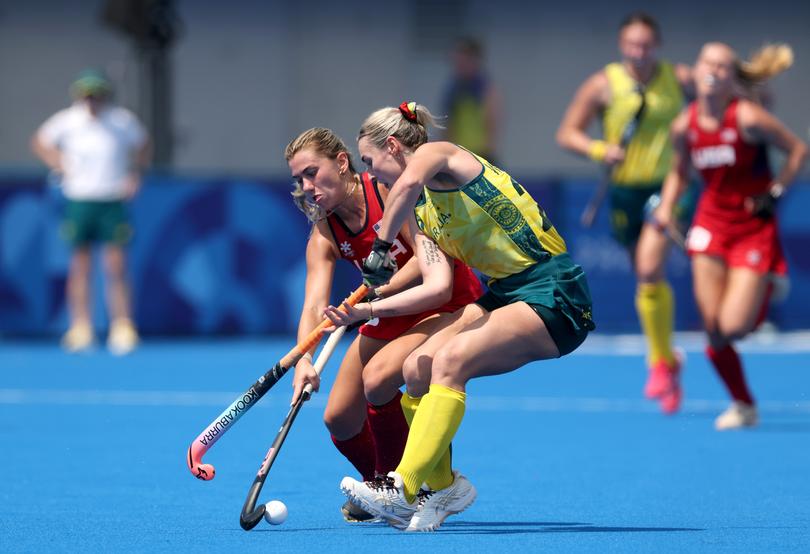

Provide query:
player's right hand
left=291, top=357, right=319, bottom=405
left=651, top=203, right=673, bottom=231
left=362, top=238, right=397, bottom=287
left=603, top=145, right=626, bottom=166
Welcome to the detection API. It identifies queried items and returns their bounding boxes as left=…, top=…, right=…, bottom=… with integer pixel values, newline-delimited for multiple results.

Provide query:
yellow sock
left=396, top=384, right=466, bottom=502
left=400, top=392, right=421, bottom=426
left=400, top=393, right=454, bottom=491
left=635, top=281, right=675, bottom=366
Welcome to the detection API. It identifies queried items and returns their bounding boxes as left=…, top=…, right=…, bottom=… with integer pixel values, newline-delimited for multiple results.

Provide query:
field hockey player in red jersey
left=654, top=42, right=807, bottom=430
left=285, top=128, right=482, bottom=521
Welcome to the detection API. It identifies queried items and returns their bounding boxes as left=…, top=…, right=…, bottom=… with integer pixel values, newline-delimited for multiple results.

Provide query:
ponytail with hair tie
left=398, top=101, right=418, bottom=122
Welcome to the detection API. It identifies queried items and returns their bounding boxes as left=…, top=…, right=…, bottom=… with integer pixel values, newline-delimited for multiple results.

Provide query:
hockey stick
left=644, top=193, right=687, bottom=250
left=580, top=84, right=647, bottom=228
left=239, top=325, right=348, bottom=530
left=664, top=223, right=686, bottom=250
left=187, top=285, right=368, bottom=481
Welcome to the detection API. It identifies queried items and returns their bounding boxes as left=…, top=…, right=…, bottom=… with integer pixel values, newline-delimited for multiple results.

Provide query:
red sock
left=706, top=344, right=755, bottom=405
left=367, top=391, right=409, bottom=475
left=331, top=419, right=377, bottom=481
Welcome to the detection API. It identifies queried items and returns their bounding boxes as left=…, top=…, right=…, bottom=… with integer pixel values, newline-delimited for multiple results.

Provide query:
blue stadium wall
left=2, top=175, right=809, bottom=336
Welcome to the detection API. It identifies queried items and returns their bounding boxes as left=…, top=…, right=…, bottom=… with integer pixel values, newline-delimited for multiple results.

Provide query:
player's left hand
left=324, top=301, right=371, bottom=328
left=362, top=238, right=397, bottom=287
left=123, top=172, right=142, bottom=200
left=745, top=186, right=783, bottom=219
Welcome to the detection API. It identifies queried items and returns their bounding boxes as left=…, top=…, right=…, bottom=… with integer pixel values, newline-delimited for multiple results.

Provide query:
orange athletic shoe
left=659, top=377, right=682, bottom=415
left=644, top=350, right=684, bottom=414
left=644, top=349, right=683, bottom=399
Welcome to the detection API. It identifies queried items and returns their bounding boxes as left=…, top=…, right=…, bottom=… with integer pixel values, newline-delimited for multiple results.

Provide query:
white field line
left=1, top=388, right=809, bottom=414
left=574, top=330, right=810, bottom=355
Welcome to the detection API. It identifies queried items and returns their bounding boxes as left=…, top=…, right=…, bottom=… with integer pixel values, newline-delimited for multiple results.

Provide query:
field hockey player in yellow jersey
left=338, top=101, right=595, bottom=531
left=556, top=12, right=695, bottom=413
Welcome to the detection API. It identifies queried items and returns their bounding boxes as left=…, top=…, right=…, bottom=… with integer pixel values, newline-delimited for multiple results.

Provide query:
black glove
left=746, top=187, right=782, bottom=219
left=362, top=238, right=397, bottom=287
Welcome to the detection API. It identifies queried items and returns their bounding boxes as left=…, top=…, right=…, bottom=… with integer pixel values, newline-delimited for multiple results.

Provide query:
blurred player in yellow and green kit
left=557, top=12, right=696, bottom=413
left=441, top=37, right=502, bottom=165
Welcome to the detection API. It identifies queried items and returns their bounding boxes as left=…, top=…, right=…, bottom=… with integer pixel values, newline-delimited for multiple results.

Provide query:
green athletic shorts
left=476, top=253, right=595, bottom=356
left=609, top=182, right=698, bottom=247
left=61, top=200, right=132, bottom=247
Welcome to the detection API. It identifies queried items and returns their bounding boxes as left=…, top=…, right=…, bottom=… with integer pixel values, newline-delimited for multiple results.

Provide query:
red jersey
left=326, top=172, right=413, bottom=272
left=325, top=172, right=482, bottom=340
left=686, top=99, right=786, bottom=275
left=687, top=99, right=772, bottom=225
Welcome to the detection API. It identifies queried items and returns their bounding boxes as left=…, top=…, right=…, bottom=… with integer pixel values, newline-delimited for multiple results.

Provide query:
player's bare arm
left=375, top=142, right=452, bottom=242
left=326, top=216, right=453, bottom=326
left=737, top=100, right=809, bottom=190
left=556, top=71, right=618, bottom=162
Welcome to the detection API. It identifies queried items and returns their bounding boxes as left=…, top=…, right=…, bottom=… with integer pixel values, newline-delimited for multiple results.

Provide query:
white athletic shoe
left=340, top=472, right=418, bottom=530
left=406, top=470, right=477, bottom=532
left=715, top=401, right=759, bottom=430
left=107, top=318, right=139, bottom=356
left=61, top=321, right=95, bottom=353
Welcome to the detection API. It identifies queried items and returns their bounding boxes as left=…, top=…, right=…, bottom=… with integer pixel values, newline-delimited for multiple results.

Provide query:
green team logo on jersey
left=483, top=196, right=522, bottom=232
left=463, top=178, right=550, bottom=262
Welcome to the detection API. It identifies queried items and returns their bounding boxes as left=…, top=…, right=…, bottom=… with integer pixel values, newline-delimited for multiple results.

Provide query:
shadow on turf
left=437, top=521, right=704, bottom=535
left=234, top=522, right=705, bottom=535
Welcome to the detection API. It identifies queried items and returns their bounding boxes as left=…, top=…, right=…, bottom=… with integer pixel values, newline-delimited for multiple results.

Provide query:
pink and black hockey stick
left=186, top=284, right=368, bottom=481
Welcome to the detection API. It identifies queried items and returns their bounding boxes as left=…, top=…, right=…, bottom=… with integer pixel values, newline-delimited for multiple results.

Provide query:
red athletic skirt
left=686, top=212, right=787, bottom=275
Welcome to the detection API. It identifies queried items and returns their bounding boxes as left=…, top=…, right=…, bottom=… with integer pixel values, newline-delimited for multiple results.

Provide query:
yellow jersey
left=444, top=74, right=492, bottom=157
left=448, top=97, right=488, bottom=155
left=414, top=151, right=567, bottom=279
left=604, top=61, right=684, bottom=186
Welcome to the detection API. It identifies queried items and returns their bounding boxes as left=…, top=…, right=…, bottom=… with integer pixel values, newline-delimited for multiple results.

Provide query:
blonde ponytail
left=358, top=102, right=444, bottom=149
left=737, top=43, right=793, bottom=85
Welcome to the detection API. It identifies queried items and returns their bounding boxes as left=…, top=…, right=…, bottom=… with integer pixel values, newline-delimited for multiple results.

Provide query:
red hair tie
left=398, top=101, right=418, bottom=122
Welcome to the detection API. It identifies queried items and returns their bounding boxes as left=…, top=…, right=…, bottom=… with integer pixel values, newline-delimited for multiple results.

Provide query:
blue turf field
left=2, top=331, right=809, bottom=553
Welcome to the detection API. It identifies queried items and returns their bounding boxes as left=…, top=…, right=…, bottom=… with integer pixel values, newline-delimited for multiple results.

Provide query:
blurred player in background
left=31, top=69, right=150, bottom=355
left=340, top=101, right=594, bottom=531
left=655, top=42, right=807, bottom=430
left=556, top=12, right=695, bottom=413
left=285, top=128, right=482, bottom=522
left=441, top=37, right=503, bottom=165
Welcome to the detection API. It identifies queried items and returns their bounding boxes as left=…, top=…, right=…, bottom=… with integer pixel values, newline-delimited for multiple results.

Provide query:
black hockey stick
left=239, top=325, right=348, bottom=530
